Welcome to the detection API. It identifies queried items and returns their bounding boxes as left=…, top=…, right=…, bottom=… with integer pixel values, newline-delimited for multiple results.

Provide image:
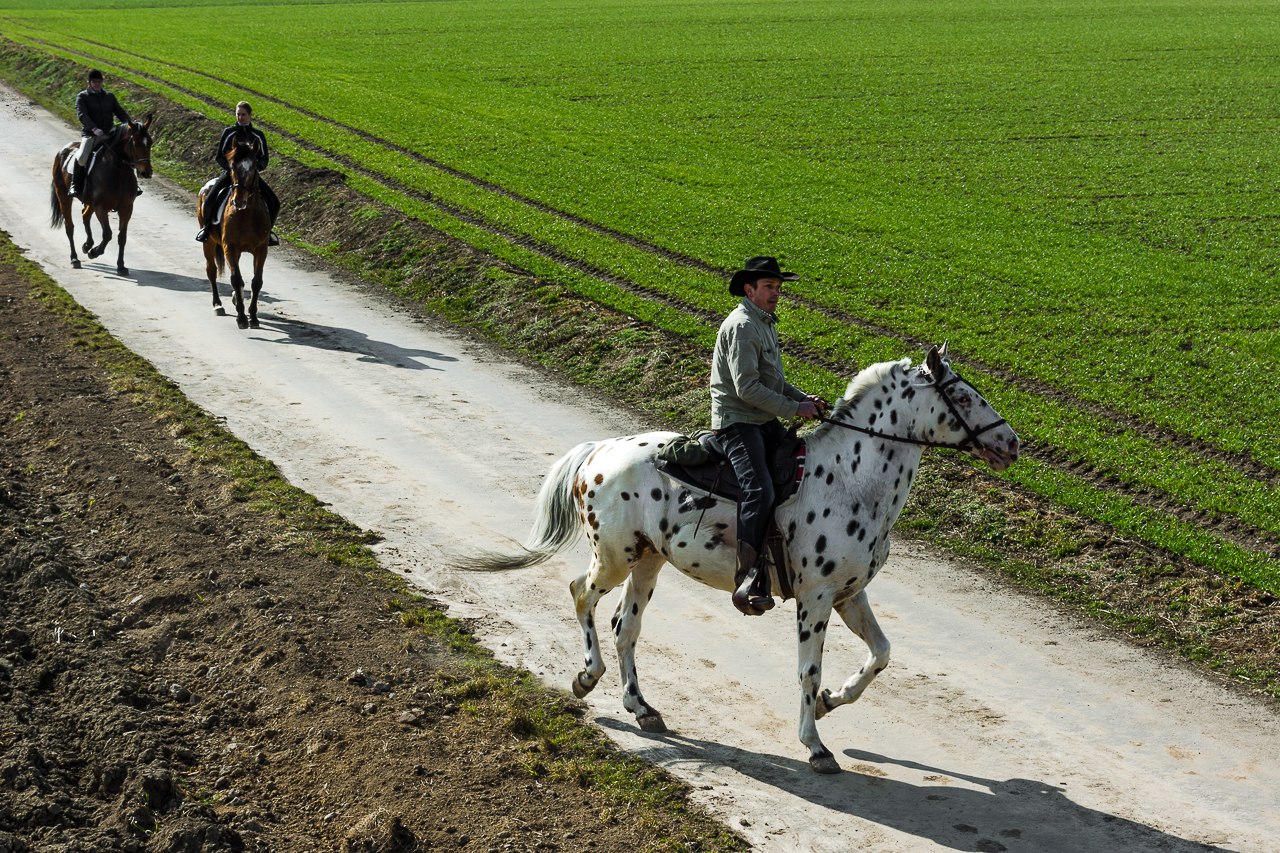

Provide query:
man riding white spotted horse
left=712, top=255, right=829, bottom=616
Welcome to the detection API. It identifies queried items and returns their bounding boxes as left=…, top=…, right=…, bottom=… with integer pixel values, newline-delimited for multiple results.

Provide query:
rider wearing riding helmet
left=71, top=69, right=135, bottom=200
left=712, top=256, right=827, bottom=616
left=195, top=101, right=281, bottom=246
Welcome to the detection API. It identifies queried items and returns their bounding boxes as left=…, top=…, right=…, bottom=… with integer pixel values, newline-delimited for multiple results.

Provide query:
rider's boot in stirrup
left=69, top=162, right=85, bottom=200
left=195, top=227, right=209, bottom=243
left=732, top=541, right=774, bottom=616
left=268, top=232, right=280, bottom=247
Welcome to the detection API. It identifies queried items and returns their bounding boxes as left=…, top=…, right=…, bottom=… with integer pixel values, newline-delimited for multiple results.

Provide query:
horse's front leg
left=815, top=589, right=891, bottom=721
left=115, top=211, right=130, bottom=276
left=247, top=246, right=267, bottom=329
left=87, top=209, right=112, bottom=260
left=226, top=247, right=249, bottom=329
left=796, top=595, right=840, bottom=773
left=611, top=555, right=666, bottom=732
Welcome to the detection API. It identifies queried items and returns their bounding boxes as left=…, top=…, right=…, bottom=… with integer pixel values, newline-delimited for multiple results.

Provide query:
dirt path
left=2, top=84, right=1278, bottom=852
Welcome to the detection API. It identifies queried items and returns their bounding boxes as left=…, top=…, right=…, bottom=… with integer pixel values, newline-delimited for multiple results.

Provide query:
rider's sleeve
left=110, top=94, right=132, bottom=125
left=256, top=131, right=270, bottom=170
left=74, top=91, right=94, bottom=134
left=214, top=127, right=232, bottom=171
left=724, top=324, right=802, bottom=419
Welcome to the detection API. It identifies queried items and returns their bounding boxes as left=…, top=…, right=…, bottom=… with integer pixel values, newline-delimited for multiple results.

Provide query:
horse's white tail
left=452, top=441, right=597, bottom=571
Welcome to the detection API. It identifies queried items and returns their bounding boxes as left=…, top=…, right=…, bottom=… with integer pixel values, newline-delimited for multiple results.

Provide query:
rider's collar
left=741, top=297, right=778, bottom=325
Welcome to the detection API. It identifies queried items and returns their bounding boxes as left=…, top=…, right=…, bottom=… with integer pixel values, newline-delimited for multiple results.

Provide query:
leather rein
left=817, top=369, right=1007, bottom=452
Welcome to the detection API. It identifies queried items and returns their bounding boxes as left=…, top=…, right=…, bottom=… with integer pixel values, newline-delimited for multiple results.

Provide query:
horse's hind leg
left=568, top=549, right=636, bottom=700
left=611, top=554, right=667, bottom=732
left=80, top=208, right=94, bottom=256
left=816, top=590, right=890, bottom=720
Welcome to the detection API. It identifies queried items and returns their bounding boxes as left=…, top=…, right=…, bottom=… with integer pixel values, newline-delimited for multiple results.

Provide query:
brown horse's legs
left=87, top=209, right=113, bottom=260
left=248, top=247, right=267, bottom=329
left=80, top=208, right=94, bottom=256
left=115, top=199, right=133, bottom=276
left=204, top=241, right=225, bottom=315
left=226, top=247, right=249, bottom=329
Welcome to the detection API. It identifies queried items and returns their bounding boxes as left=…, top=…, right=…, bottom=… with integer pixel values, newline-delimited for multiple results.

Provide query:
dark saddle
left=656, top=428, right=807, bottom=601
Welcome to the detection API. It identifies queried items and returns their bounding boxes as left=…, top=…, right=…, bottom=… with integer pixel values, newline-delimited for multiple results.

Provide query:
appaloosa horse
left=49, top=116, right=154, bottom=274
left=198, top=127, right=271, bottom=329
left=460, top=345, right=1019, bottom=773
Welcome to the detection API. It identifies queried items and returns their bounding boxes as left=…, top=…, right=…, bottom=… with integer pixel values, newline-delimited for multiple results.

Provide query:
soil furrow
left=21, top=38, right=1280, bottom=561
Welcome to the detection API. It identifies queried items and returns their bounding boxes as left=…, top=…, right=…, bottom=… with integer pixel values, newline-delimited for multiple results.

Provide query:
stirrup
left=268, top=232, right=280, bottom=247
left=136, top=187, right=143, bottom=197
left=731, top=565, right=775, bottom=616
left=195, top=228, right=209, bottom=243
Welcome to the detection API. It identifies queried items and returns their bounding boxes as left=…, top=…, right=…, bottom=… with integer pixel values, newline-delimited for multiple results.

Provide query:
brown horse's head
left=227, top=132, right=261, bottom=212
left=124, top=114, right=154, bottom=179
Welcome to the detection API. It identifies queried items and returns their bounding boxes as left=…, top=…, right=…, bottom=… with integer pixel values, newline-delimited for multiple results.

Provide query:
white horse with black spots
left=460, top=345, right=1019, bottom=773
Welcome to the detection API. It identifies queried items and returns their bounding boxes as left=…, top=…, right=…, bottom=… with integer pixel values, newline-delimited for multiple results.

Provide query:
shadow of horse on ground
left=248, top=315, right=458, bottom=370
left=127, top=268, right=282, bottom=303
left=595, top=719, right=1239, bottom=852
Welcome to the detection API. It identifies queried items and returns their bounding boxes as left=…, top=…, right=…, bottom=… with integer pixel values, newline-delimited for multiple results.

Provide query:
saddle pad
left=62, top=142, right=103, bottom=177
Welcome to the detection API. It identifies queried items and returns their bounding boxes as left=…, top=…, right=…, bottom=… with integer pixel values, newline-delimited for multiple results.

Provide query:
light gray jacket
left=710, top=298, right=806, bottom=429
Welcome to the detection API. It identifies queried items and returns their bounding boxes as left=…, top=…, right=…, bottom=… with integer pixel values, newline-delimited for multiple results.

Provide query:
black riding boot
left=70, top=162, right=85, bottom=200
left=731, top=541, right=775, bottom=616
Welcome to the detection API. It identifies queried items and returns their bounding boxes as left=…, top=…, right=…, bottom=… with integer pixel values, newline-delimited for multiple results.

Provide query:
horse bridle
left=817, top=366, right=1008, bottom=452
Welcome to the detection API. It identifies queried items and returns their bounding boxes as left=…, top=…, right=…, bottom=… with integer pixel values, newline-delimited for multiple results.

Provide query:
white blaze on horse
left=461, top=345, right=1019, bottom=773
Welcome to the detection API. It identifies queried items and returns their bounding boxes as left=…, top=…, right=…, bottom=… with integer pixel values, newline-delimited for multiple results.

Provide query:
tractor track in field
left=26, top=36, right=1280, bottom=561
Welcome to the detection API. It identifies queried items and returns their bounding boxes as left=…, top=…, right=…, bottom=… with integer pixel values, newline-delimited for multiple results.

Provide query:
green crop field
left=2, top=0, right=1278, bottom=593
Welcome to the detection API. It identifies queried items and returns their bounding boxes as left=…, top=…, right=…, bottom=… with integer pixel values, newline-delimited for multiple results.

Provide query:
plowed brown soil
left=0, top=260, right=735, bottom=853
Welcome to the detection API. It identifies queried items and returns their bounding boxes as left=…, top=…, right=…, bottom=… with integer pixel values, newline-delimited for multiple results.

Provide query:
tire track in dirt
left=24, top=36, right=1280, bottom=560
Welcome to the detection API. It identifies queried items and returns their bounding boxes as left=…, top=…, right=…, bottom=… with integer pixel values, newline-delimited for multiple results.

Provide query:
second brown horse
left=198, top=127, right=271, bottom=329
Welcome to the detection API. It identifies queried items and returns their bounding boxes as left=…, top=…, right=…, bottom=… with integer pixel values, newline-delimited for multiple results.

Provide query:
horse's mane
left=806, top=357, right=913, bottom=442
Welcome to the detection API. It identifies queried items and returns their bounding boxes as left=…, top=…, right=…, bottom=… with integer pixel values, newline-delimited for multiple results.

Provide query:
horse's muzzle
left=978, top=435, right=1019, bottom=471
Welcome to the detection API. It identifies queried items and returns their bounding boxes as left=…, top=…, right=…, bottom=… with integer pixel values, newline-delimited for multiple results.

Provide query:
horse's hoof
left=215, top=306, right=227, bottom=317
left=571, top=672, right=595, bottom=699
left=637, top=712, right=666, bottom=733
left=809, top=753, right=842, bottom=774
left=249, top=318, right=260, bottom=329
left=117, top=267, right=128, bottom=276
left=814, top=688, right=835, bottom=721
left=70, top=259, right=80, bottom=269
left=237, top=317, right=249, bottom=330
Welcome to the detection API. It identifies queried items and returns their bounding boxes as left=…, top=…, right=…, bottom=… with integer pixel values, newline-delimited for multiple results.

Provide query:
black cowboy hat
left=87, top=69, right=104, bottom=81
left=729, top=255, right=799, bottom=296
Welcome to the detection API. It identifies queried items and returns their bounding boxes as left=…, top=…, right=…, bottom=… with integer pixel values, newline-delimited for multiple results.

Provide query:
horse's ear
left=925, top=345, right=945, bottom=379
left=939, top=340, right=950, bottom=360
left=143, top=113, right=153, bottom=128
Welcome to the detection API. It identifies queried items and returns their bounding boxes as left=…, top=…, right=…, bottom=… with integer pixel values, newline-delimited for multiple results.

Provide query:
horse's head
left=124, top=114, right=154, bottom=179
left=921, top=343, right=1019, bottom=471
left=227, top=132, right=261, bottom=211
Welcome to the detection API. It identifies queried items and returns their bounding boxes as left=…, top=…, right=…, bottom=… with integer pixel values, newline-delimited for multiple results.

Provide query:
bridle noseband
left=817, top=367, right=1008, bottom=452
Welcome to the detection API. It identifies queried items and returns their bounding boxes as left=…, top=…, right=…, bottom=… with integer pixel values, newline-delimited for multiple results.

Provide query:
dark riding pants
left=203, top=172, right=281, bottom=227
left=717, top=418, right=788, bottom=553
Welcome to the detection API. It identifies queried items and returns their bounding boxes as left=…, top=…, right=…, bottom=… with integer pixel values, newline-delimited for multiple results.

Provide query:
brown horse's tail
left=49, top=178, right=64, bottom=229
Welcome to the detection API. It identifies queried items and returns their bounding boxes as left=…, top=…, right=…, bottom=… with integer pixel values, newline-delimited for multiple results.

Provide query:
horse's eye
left=955, top=394, right=970, bottom=406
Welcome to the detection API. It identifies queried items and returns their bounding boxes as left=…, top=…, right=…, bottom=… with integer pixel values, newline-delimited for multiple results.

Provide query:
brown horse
left=49, top=116, right=154, bottom=274
left=198, top=128, right=270, bottom=329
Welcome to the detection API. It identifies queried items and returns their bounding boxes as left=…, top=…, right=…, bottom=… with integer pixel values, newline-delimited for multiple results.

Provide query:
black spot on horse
left=807, top=664, right=818, bottom=676
left=806, top=511, right=816, bottom=524
left=631, top=603, right=638, bottom=615
left=826, top=472, right=834, bottom=485
left=869, top=413, right=877, bottom=425
left=890, top=409, right=898, bottom=425
left=846, top=518, right=859, bottom=536
left=858, top=528, right=866, bottom=542
left=799, top=630, right=812, bottom=643
left=659, top=517, right=668, bottom=531
left=823, top=507, right=831, bottom=517
left=621, top=492, right=630, bottom=501
left=814, top=464, right=825, bottom=478
left=651, top=488, right=663, bottom=501
left=815, top=535, right=827, bottom=554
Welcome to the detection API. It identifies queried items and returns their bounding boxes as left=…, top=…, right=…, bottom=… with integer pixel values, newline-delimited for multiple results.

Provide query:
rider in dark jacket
left=71, top=69, right=134, bottom=199
left=195, top=101, right=281, bottom=245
